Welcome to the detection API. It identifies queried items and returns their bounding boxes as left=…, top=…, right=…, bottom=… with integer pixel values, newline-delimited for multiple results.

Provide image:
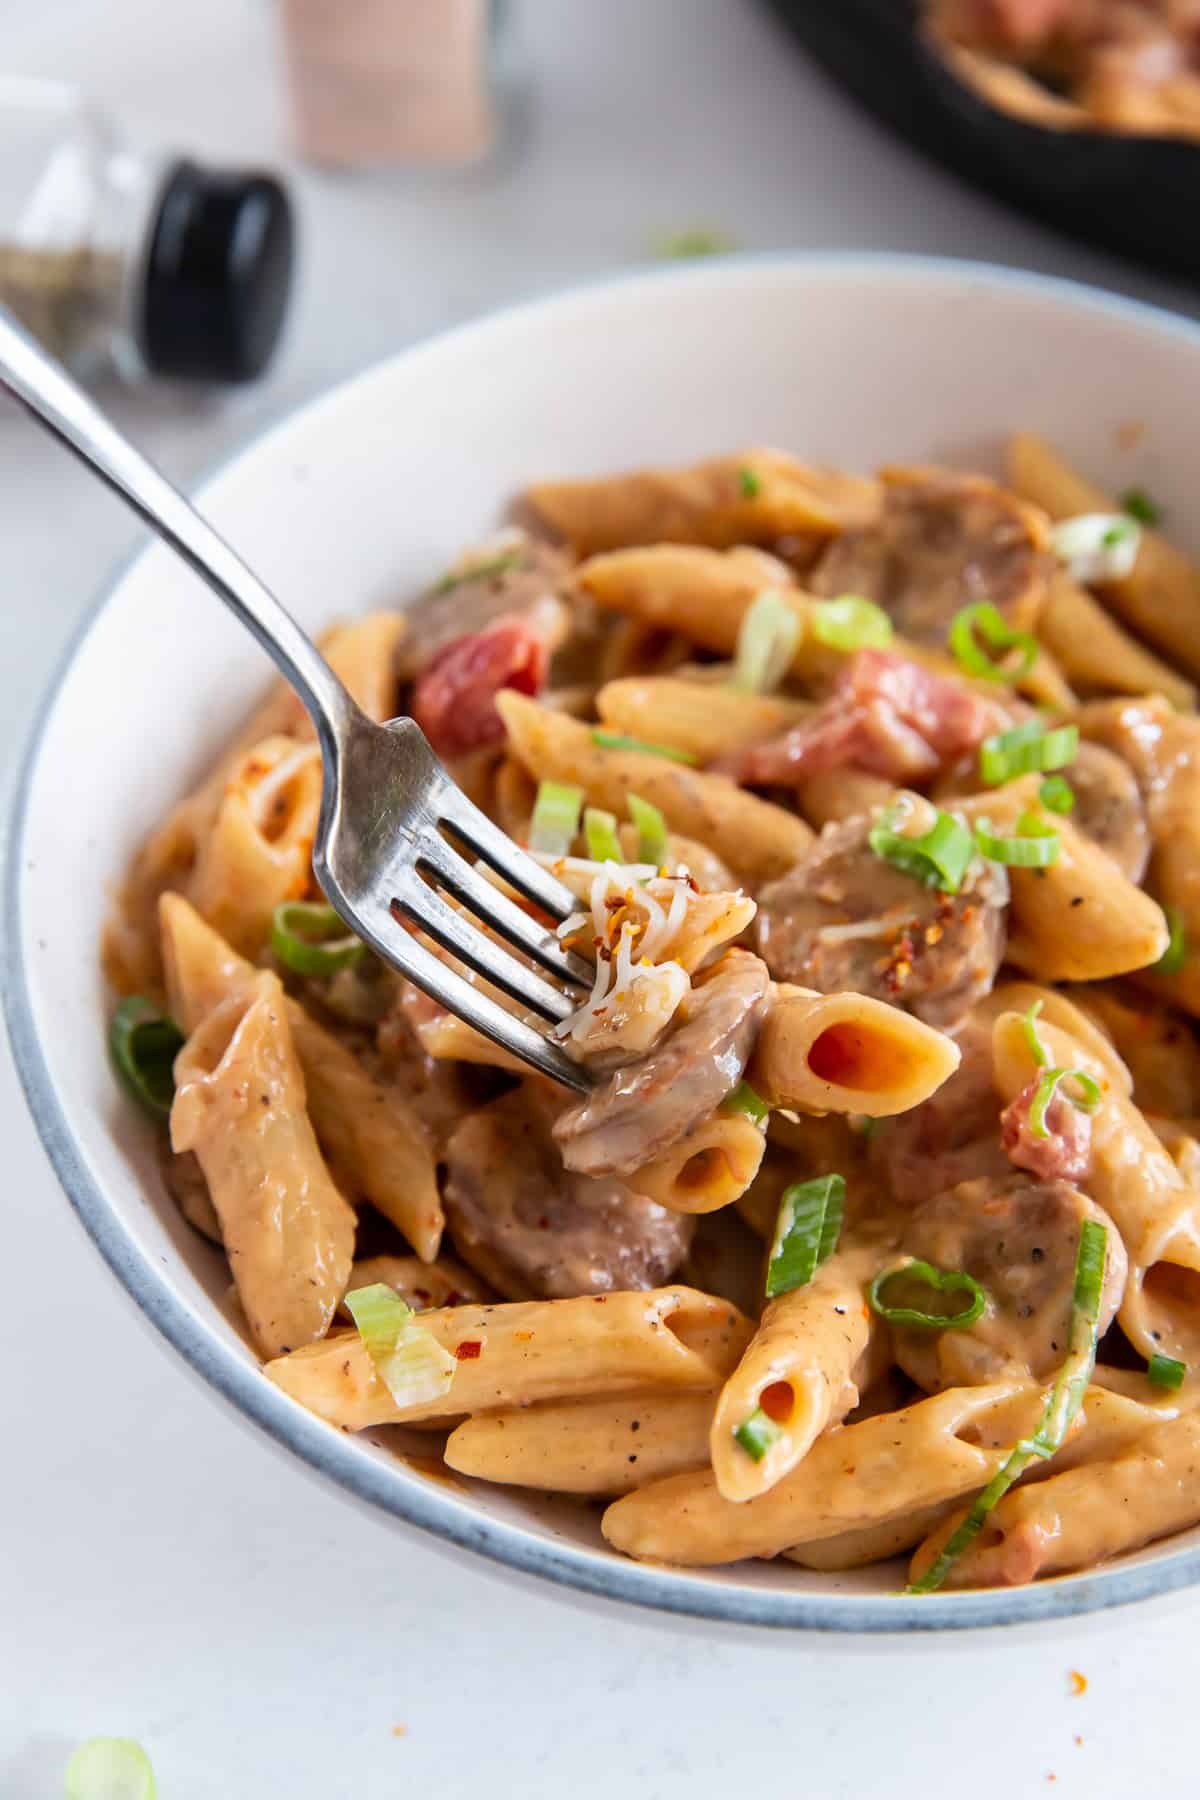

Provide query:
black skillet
left=760, top=0, right=1200, bottom=283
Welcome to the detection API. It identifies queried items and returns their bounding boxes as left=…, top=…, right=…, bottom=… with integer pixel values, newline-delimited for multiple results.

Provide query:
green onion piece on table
left=65, top=1737, right=157, bottom=1800
left=1038, top=774, right=1075, bottom=814
left=722, top=1080, right=771, bottom=1126
left=271, top=901, right=365, bottom=978
left=1147, top=1352, right=1187, bottom=1389
left=765, top=1174, right=846, bottom=1298
left=811, top=595, right=893, bottom=652
left=978, top=721, right=1078, bottom=786
left=731, top=588, right=801, bottom=694
left=868, top=1259, right=987, bottom=1330
left=626, top=792, right=668, bottom=866
left=908, top=1219, right=1107, bottom=1594
left=947, top=602, right=1038, bottom=684
left=1050, top=513, right=1141, bottom=584
left=654, top=227, right=736, bottom=260
left=973, top=814, right=1060, bottom=868
left=344, top=1283, right=457, bottom=1409
left=1028, top=1067, right=1102, bottom=1139
left=738, top=465, right=762, bottom=498
left=1155, top=906, right=1188, bottom=975
left=733, top=1406, right=783, bottom=1461
left=583, top=806, right=623, bottom=865
left=109, top=997, right=185, bottom=1120
left=868, top=808, right=975, bottom=893
left=432, top=549, right=522, bottom=594
left=591, top=729, right=697, bottom=765
left=529, top=780, right=584, bottom=857
left=1121, top=488, right=1161, bottom=528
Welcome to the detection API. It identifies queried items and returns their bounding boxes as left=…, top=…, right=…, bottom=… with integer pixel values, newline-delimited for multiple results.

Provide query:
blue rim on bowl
left=8, top=252, right=1200, bottom=1630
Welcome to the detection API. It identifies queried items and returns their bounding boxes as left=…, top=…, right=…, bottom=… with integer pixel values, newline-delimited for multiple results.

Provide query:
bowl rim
left=10, top=249, right=1200, bottom=1632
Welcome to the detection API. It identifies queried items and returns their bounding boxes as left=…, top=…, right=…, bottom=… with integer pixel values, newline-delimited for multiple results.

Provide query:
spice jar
left=0, top=78, right=295, bottom=384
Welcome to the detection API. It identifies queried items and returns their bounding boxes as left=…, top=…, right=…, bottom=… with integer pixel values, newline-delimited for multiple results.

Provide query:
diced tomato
left=1000, top=1077, right=1093, bottom=1183
left=455, top=1339, right=483, bottom=1360
left=411, top=613, right=549, bottom=757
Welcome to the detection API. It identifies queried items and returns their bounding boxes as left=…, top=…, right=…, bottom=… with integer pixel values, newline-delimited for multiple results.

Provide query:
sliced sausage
left=443, top=1085, right=693, bottom=1299
left=1066, top=741, right=1150, bottom=883
left=1000, top=1075, right=1093, bottom=1183
left=888, top=1175, right=1126, bottom=1393
left=553, top=948, right=770, bottom=1177
left=756, top=814, right=1008, bottom=1032
left=869, top=1019, right=1010, bottom=1206
left=809, top=466, right=1051, bottom=644
left=715, top=651, right=1008, bottom=787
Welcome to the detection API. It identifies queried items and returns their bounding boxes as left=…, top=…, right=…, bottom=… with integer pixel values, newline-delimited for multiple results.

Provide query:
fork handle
left=0, top=305, right=357, bottom=755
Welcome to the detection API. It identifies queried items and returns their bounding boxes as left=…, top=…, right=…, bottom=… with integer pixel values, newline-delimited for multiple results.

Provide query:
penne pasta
left=338, top=1254, right=493, bottom=1315
left=171, top=972, right=356, bottom=1358
left=444, top=1391, right=720, bottom=1496
left=265, top=1288, right=752, bottom=1429
left=749, top=984, right=961, bottom=1117
left=971, top=979, right=1132, bottom=1097
left=794, top=768, right=895, bottom=829
left=596, top=674, right=809, bottom=764
left=630, top=1113, right=767, bottom=1215
left=785, top=1503, right=959, bottom=1571
left=1041, top=572, right=1195, bottom=710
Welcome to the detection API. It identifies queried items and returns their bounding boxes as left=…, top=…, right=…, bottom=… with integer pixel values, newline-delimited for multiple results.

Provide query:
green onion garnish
left=1147, top=1352, right=1187, bottom=1389
left=433, top=549, right=522, bottom=594
left=1121, top=488, right=1161, bottom=528
left=973, top=814, right=1060, bottom=868
left=722, top=1080, right=771, bottom=1125
left=590, top=729, right=698, bottom=765
left=868, top=1259, right=987, bottom=1331
left=344, top=1282, right=457, bottom=1408
left=979, top=721, right=1078, bottom=786
left=738, top=465, right=762, bottom=499
left=583, top=806, right=623, bottom=864
left=529, top=780, right=584, bottom=857
left=1022, top=999, right=1050, bottom=1068
left=1155, top=905, right=1188, bottom=975
left=948, top=602, right=1038, bottom=685
left=626, top=792, right=668, bottom=866
left=733, top=1406, right=784, bottom=1461
left=271, top=901, right=366, bottom=978
left=909, top=1219, right=1107, bottom=1594
left=765, top=1174, right=845, bottom=1299
left=731, top=588, right=801, bottom=694
left=65, top=1738, right=157, bottom=1800
left=1028, top=1067, right=1102, bottom=1139
left=654, top=226, right=736, bottom=260
left=109, top=997, right=184, bottom=1120
left=1050, top=513, right=1142, bottom=584
left=1039, top=774, right=1075, bottom=814
left=868, top=807, right=975, bottom=893
left=811, top=595, right=894, bottom=652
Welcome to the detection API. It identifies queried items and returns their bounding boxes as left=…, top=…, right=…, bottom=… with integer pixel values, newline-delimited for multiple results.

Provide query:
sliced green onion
left=731, top=588, right=801, bottom=694
left=109, top=998, right=184, bottom=1120
left=65, top=1738, right=156, bottom=1800
left=722, top=1080, right=771, bottom=1125
left=973, top=814, right=1060, bottom=868
left=626, top=793, right=668, bottom=866
left=654, top=226, right=736, bottom=260
left=591, top=729, right=697, bottom=765
left=1050, top=512, right=1142, bottom=584
left=344, top=1283, right=457, bottom=1409
left=979, top=721, right=1078, bottom=786
left=909, top=1220, right=1107, bottom=1593
left=811, top=595, right=894, bottom=652
left=733, top=1406, right=783, bottom=1461
left=868, top=808, right=975, bottom=894
left=1039, top=774, right=1075, bottom=814
left=1028, top=1067, right=1102, bottom=1139
left=738, top=465, right=762, bottom=499
left=765, top=1174, right=846, bottom=1299
left=948, top=602, right=1038, bottom=684
left=583, top=807, right=623, bottom=864
left=1148, top=1352, right=1187, bottom=1389
left=1121, top=488, right=1161, bottom=528
left=1022, top=999, right=1050, bottom=1069
left=1155, top=905, right=1188, bottom=975
left=433, top=549, right=522, bottom=594
left=271, top=901, right=365, bottom=978
left=529, top=780, right=584, bottom=857
left=868, top=1259, right=987, bottom=1330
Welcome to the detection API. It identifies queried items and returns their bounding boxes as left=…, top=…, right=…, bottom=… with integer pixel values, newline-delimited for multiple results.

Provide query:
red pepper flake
left=455, top=1339, right=483, bottom=1360
left=1069, top=1670, right=1087, bottom=1697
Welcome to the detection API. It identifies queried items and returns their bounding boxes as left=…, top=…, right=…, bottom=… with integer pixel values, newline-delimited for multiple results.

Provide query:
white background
left=3, top=3, right=1199, bottom=1795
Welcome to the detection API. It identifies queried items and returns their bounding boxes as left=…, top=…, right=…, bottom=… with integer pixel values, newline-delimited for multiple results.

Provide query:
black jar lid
left=138, top=158, right=295, bottom=383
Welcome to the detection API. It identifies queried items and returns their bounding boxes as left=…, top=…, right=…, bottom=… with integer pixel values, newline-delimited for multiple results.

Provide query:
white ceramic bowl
left=10, top=255, right=1200, bottom=1631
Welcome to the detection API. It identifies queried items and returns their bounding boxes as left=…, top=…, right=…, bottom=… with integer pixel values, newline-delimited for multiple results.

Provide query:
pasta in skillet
left=105, top=436, right=1200, bottom=1595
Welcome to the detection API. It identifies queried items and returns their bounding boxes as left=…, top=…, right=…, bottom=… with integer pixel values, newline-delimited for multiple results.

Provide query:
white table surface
left=4, top=3, right=1199, bottom=1794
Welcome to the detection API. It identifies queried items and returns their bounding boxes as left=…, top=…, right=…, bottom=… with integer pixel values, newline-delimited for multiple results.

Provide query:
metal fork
left=0, top=308, right=595, bottom=1091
